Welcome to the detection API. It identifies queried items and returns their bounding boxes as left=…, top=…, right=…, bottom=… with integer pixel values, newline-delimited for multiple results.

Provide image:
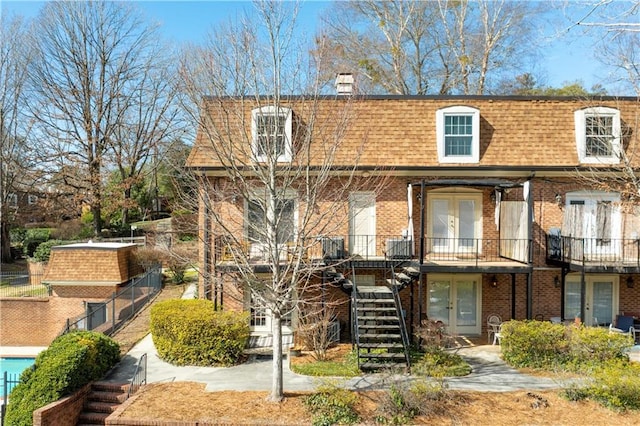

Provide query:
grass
left=291, top=345, right=471, bottom=378
left=291, top=349, right=361, bottom=377
left=0, top=283, right=49, bottom=297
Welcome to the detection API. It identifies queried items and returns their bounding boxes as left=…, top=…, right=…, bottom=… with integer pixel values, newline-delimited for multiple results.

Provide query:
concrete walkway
left=103, top=282, right=639, bottom=393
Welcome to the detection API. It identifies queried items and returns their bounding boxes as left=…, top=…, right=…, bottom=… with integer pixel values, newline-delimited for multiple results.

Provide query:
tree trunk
left=268, top=313, right=284, bottom=402
left=1, top=221, right=13, bottom=263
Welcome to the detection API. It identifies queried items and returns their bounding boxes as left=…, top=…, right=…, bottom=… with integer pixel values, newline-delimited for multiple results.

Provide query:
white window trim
left=8, top=193, right=18, bottom=206
left=28, top=194, right=38, bottom=205
left=436, top=106, right=480, bottom=164
left=251, top=106, right=292, bottom=162
left=426, top=190, right=483, bottom=254
left=245, top=188, right=299, bottom=260
left=574, top=106, right=621, bottom=164
left=565, top=190, right=621, bottom=253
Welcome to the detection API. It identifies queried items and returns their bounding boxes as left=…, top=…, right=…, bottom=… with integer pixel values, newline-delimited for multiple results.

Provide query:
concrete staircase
left=77, top=382, right=129, bottom=426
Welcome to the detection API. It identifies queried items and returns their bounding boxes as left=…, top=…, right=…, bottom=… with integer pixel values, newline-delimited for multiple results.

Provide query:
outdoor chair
left=609, top=315, right=636, bottom=341
left=487, top=314, right=502, bottom=345
left=493, top=323, right=504, bottom=345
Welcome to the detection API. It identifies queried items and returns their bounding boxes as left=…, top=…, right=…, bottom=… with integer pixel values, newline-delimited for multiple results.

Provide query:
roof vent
left=335, top=73, right=354, bottom=95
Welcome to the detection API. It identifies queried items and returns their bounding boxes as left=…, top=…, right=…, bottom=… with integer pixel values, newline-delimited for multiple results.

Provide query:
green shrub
left=32, top=239, right=64, bottom=262
left=4, top=331, right=120, bottom=426
left=412, top=346, right=471, bottom=377
left=562, top=362, right=640, bottom=411
left=290, top=349, right=360, bottom=377
left=150, top=299, right=249, bottom=366
left=303, top=381, right=360, bottom=426
left=376, top=379, right=450, bottom=424
left=500, top=320, right=633, bottom=372
left=500, top=320, right=569, bottom=369
left=23, top=228, right=52, bottom=257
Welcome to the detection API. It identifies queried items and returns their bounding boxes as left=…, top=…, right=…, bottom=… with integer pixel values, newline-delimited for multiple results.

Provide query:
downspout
left=418, top=180, right=426, bottom=323
left=526, top=179, right=534, bottom=320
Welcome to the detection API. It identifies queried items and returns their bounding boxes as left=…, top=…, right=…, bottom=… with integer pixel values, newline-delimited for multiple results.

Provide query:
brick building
left=187, top=93, right=640, bottom=367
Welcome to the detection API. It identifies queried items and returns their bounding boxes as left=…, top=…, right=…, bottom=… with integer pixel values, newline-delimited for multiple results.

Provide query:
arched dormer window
left=436, top=106, right=480, bottom=163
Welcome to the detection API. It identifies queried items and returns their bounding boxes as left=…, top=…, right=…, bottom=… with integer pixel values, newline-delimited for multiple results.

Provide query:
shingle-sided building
left=187, top=94, right=640, bottom=369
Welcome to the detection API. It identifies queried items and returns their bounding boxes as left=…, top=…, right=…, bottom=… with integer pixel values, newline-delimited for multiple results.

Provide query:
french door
left=350, top=192, right=376, bottom=257
left=564, top=275, right=619, bottom=326
left=429, top=193, right=481, bottom=254
left=427, top=274, right=482, bottom=335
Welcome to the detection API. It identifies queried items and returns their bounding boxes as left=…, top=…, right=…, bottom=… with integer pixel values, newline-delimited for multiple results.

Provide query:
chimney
left=335, top=73, right=354, bottom=95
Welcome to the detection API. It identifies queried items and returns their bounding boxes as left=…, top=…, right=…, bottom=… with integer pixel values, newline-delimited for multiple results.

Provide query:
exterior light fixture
left=555, top=193, right=563, bottom=207
left=627, top=276, right=634, bottom=289
left=491, top=275, right=498, bottom=288
left=554, top=275, right=561, bottom=288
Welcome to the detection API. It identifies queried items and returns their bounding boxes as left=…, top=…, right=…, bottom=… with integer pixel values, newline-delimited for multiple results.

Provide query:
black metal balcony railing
left=547, top=234, right=640, bottom=268
left=216, top=235, right=530, bottom=265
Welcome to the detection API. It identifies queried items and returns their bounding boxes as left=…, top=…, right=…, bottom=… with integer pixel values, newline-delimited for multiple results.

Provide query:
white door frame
left=426, top=273, right=482, bottom=335
left=349, top=192, right=376, bottom=257
left=564, top=274, right=619, bottom=326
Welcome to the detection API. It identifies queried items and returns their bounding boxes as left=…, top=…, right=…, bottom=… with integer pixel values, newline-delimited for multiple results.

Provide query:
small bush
left=151, top=299, right=249, bottom=366
left=500, top=320, right=633, bottom=372
left=32, top=239, right=64, bottom=262
left=562, top=362, right=640, bottom=411
left=412, top=346, right=471, bottom=377
left=133, top=247, right=166, bottom=270
left=303, top=381, right=360, bottom=426
left=376, top=378, right=450, bottom=424
left=23, top=228, right=52, bottom=257
left=500, top=320, right=569, bottom=369
left=4, top=331, right=120, bottom=426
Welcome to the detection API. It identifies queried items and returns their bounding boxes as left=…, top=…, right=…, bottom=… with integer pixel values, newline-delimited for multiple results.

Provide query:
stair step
left=357, top=316, right=399, bottom=322
left=359, top=342, right=404, bottom=350
left=91, top=381, right=129, bottom=393
left=360, top=362, right=408, bottom=371
left=357, top=298, right=394, bottom=304
left=403, top=266, right=420, bottom=277
left=359, top=333, right=402, bottom=340
left=393, top=272, right=411, bottom=282
left=85, top=400, right=121, bottom=414
left=358, top=324, right=400, bottom=330
left=78, top=411, right=110, bottom=424
left=359, top=352, right=407, bottom=360
left=357, top=306, right=396, bottom=312
left=88, top=390, right=128, bottom=404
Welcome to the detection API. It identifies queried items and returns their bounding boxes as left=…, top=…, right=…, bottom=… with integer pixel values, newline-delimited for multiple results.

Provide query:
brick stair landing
left=77, top=381, right=129, bottom=426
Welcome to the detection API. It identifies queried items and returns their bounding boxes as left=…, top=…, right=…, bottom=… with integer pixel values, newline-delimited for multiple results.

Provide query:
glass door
left=427, top=274, right=481, bottom=335
left=429, top=194, right=481, bottom=255
left=564, top=275, right=619, bottom=326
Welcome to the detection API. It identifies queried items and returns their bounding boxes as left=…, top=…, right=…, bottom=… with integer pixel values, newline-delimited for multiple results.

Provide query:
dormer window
left=574, top=107, right=621, bottom=164
left=8, top=193, right=17, bottom=206
left=251, top=106, right=292, bottom=162
left=436, top=106, right=480, bottom=163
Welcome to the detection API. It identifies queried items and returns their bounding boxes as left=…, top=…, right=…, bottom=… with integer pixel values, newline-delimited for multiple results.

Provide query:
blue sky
left=0, top=0, right=621, bottom=94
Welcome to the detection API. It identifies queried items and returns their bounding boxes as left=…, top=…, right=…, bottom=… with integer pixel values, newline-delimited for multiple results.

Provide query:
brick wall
left=32, top=383, right=90, bottom=426
left=0, top=297, right=88, bottom=346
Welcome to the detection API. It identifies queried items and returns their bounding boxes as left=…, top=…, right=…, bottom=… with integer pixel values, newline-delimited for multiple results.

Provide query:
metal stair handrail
left=389, top=262, right=412, bottom=369
left=350, top=262, right=361, bottom=371
left=127, top=353, right=147, bottom=398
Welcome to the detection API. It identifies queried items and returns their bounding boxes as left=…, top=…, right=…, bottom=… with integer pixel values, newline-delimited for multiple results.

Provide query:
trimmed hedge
left=500, top=320, right=632, bottom=371
left=4, top=331, right=120, bottom=426
left=150, top=299, right=250, bottom=366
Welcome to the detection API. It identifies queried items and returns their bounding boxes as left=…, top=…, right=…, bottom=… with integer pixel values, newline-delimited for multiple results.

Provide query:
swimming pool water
left=0, top=357, right=35, bottom=396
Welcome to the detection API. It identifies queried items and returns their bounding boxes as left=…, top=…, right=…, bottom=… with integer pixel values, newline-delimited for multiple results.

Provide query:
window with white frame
left=8, top=193, right=18, bottom=206
left=28, top=194, right=38, bottom=205
left=436, top=106, right=480, bottom=163
left=251, top=106, right=292, bottom=162
left=248, top=285, right=295, bottom=333
left=574, top=107, right=621, bottom=164
left=246, top=189, right=297, bottom=260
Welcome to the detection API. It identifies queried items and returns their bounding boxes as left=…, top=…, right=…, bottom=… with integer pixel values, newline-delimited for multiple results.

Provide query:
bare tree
left=0, top=14, right=35, bottom=262
left=27, top=1, right=172, bottom=236
left=107, top=45, right=185, bottom=226
left=318, top=0, right=543, bottom=95
left=180, top=1, right=386, bottom=402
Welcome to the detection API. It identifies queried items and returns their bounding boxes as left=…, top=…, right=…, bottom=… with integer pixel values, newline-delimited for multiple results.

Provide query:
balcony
left=215, top=235, right=530, bottom=273
left=546, top=234, right=640, bottom=272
